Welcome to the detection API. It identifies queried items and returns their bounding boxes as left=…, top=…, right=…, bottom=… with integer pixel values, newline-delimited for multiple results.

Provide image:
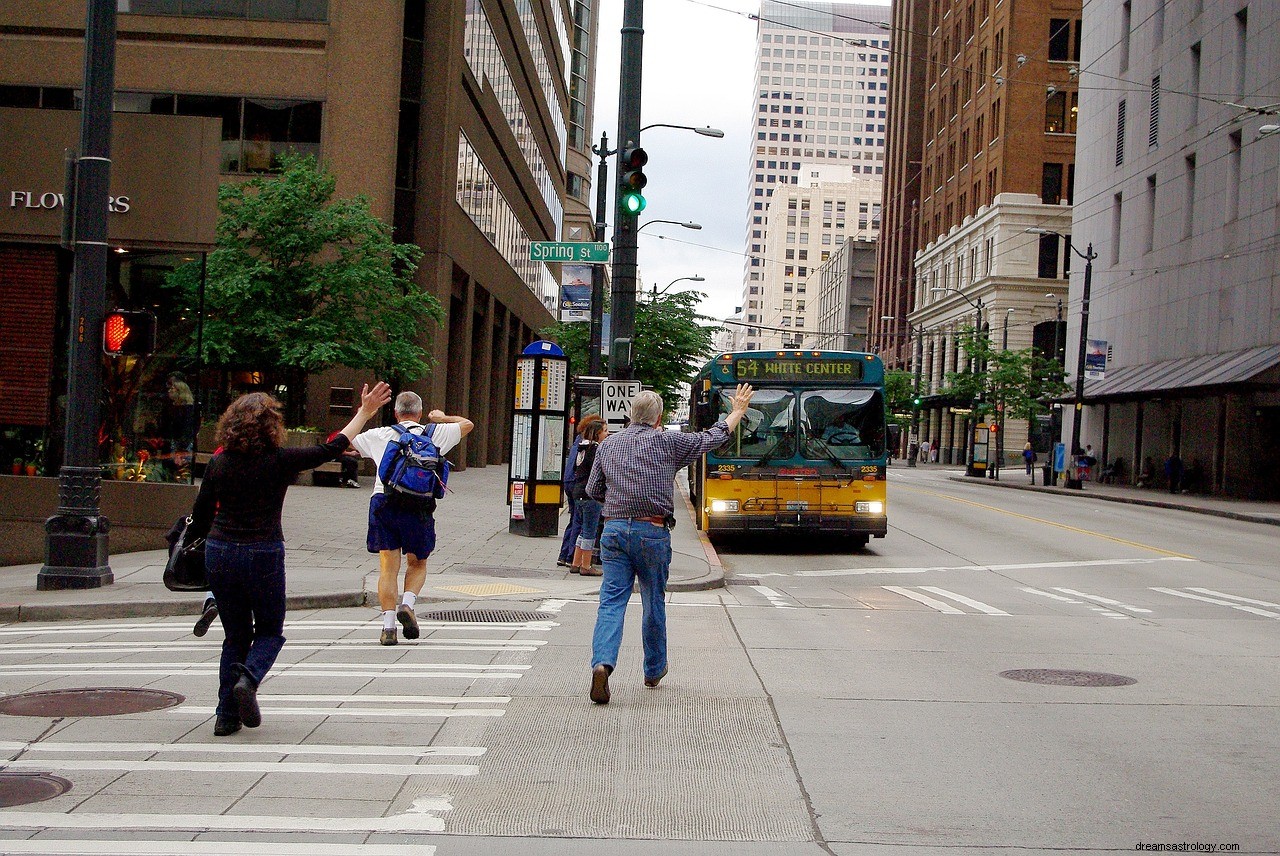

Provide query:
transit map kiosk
left=507, top=341, right=570, bottom=536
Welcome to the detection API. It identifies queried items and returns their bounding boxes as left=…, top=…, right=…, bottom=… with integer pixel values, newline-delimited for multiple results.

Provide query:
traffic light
left=619, top=147, right=648, bottom=215
left=912, top=395, right=922, bottom=407
left=103, top=310, right=156, bottom=357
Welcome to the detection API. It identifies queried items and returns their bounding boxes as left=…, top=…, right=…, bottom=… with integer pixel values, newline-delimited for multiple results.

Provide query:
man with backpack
left=352, top=391, right=473, bottom=645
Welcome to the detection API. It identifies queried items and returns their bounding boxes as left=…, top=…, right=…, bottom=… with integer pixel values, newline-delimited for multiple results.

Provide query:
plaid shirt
left=586, top=421, right=730, bottom=519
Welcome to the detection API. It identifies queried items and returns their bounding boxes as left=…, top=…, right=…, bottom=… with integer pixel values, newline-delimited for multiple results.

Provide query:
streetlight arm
left=639, top=123, right=725, bottom=137
left=1028, top=228, right=1096, bottom=262
left=638, top=219, right=702, bottom=232
left=930, top=286, right=983, bottom=312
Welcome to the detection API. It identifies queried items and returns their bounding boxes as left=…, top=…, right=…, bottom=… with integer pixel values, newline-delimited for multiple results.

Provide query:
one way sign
left=602, top=380, right=642, bottom=430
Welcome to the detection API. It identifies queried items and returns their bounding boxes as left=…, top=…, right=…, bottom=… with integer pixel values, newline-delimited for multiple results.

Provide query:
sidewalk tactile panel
left=436, top=583, right=546, bottom=598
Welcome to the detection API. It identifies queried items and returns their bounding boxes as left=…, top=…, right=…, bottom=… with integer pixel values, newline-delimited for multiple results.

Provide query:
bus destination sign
left=733, top=358, right=864, bottom=382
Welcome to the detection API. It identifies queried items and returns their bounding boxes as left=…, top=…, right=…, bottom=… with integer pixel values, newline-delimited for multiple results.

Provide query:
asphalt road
left=0, top=466, right=1274, bottom=854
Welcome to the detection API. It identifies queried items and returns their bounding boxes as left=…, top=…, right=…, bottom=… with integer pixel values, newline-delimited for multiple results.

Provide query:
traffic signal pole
left=40, top=0, right=117, bottom=589
left=589, top=132, right=611, bottom=376
left=609, top=0, right=644, bottom=380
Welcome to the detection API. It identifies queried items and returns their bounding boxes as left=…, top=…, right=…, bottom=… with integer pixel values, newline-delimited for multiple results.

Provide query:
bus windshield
left=800, top=389, right=885, bottom=461
left=713, top=388, right=795, bottom=460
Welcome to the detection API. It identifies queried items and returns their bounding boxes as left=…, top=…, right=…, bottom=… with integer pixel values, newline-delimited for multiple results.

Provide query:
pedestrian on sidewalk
left=1023, top=442, right=1037, bottom=482
left=190, top=381, right=392, bottom=737
left=558, top=415, right=602, bottom=568
left=585, top=384, right=755, bottom=705
left=351, top=391, right=473, bottom=646
left=569, top=419, right=608, bottom=576
left=1164, top=452, right=1184, bottom=494
left=327, top=429, right=364, bottom=487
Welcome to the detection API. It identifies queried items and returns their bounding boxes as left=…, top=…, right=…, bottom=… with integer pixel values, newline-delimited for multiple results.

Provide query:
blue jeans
left=591, top=519, right=671, bottom=680
left=575, top=498, right=602, bottom=550
left=558, top=491, right=579, bottom=563
left=206, top=538, right=287, bottom=721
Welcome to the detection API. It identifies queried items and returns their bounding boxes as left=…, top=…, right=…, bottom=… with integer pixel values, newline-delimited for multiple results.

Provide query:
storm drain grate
left=0, top=773, right=71, bottom=807
left=0, top=688, right=186, bottom=717
left=420, top=609, right=552, bottom=623
left=1000, top=669, right=1137, bottom=687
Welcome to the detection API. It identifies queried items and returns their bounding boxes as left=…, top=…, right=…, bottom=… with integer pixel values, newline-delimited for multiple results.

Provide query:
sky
left=591, top=0, right=890, bottom=325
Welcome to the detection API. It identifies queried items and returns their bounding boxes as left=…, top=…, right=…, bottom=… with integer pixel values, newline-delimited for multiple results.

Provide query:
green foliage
left=941, top=326, right=1069, bottom=421
left=169, top=153, right=441, bottom=384
left=540, top=290, right=720, bottom=411
left=884, top=369, right=915, bottom=425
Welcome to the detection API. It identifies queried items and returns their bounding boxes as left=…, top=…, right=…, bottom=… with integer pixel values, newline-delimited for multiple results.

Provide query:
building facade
left=0, top=0, right=594, bottom=478
left=808, top=237, right=877, bottom=352
left=1069, top=0, right=1280, bottom=498
left=741, top=1, right=891, bottom=351
left=748, top=168, right=882, bottom=349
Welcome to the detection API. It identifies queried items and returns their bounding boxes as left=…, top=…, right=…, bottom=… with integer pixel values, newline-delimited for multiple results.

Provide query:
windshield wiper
left=807, top=436, right=855, bottom=479
left=754, top=432, right=794, bottom=468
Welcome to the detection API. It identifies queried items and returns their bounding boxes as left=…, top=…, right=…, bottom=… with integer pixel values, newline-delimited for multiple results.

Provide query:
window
left=1143, top=174, right=1156, bottom=254
left=1120, top=1, right=1132, bottom=71
left=1048, top=19, right=1070, bottom=61
left=1183, top=154, right=1196, bottom=239
left=1042, top=162, right=1064, bottom=204
left=1110, top=192, right=1123, bottom=265
left=119, top=0, right=328, bottom=21
left=1045, top=92, right=1068, bottom=133
left=1227, top=131, right=1242, bottom=221
left=1189, top=43, right=1202, bottom=127
left=1149, top=76, right=1160, bottom=148
left=1116, top=100, right=1127, bottom=166
left=1037, top=234, right=1060, bottom=279
left=1234, top=9, right=1247, bottom=96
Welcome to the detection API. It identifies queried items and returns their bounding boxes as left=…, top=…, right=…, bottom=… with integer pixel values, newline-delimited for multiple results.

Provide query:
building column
left=488, top=303, right=512, bottom=465
left=446, top=273, right=475, bottom=471
left=467, top=287, right=494, bottom=468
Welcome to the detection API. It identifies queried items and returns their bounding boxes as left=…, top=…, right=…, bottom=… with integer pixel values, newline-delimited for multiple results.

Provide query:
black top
left=191, top=435, right=349, bottom=544
left=571, top=440, right=599, bottom=501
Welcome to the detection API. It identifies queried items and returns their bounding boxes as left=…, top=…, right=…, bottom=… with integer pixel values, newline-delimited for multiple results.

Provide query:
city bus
left=687, top=350, right=888, bottom=546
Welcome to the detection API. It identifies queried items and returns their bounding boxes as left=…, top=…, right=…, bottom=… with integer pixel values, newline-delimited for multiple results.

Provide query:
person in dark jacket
left=190, top=381, right=391, bottom=737
left=559, top=415, right=603, bottom=569
left=569, top=420, right=608, bottom=576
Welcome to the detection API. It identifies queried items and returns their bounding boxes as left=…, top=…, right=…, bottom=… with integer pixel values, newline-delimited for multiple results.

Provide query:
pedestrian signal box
left=103, top=310, right=156, bottom=357
left=508, top=341, right=570, bottom=537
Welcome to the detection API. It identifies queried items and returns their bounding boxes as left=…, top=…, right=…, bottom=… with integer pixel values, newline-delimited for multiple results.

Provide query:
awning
left=1081, top=344, right=1280, bottom=400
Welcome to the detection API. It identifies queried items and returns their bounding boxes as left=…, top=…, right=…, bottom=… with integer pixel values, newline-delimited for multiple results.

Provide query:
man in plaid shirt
left=584, top=383, right=754, bottom=704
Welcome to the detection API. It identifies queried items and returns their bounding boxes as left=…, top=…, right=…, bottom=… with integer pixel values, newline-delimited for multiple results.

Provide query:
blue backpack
left=378, top=424, right=450, bottom=511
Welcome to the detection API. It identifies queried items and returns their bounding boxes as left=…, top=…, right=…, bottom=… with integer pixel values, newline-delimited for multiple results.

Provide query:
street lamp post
left=638, top=219, right=702, bottom=232
left=931, top=287, right=985, bottom=476
left=651, top=275, right=705, bottom=301
left=1032, top=231, right=1096, bottom=489
left=990, top=307, right=1015, bottom=480
left=589, top=133, right=613, bottom=376
left=609, top=0, right=645, bottom=381
left=40, top=0, right=118, bottom=589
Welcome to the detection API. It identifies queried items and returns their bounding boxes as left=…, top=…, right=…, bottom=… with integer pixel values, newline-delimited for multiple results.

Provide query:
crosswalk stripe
left=1150, top=587, right=1280, bottom=618
left=175, top=707, right=504, bottom=719
left=1021, top=587, right=1083, bottom=603
left=0, top=669, right=524, bottom=679
left=1186, top=588, right=1280, bottom=609
left=3, top=758, right=479, bottom=776
left=0, top=621, right=556, bottom=636
left=0, top=842, right=432, bottom=855
left=0, top=807, right=452, bottom=834
left=917, top=586, right=1010, bottom=615
left=0, top=643, right=541, bottom=654
left=881, top=586, right=965, bottom=614
left=1052, top=587, right=1152, bottom=613
left=2, top=742, right=485, bottom=757
left=0, top=661, right=529, bottom=671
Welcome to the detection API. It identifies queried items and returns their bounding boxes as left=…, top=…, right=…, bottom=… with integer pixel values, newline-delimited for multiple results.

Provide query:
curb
left=946, top=476, right=1280, bottom=527
left=0, top=590, right=367, bottom=624
left=676, top=479, right=725, bottom=592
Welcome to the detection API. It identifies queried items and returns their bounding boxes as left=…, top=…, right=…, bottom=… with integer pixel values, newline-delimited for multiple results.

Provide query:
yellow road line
left=895, top=484, right=1194, bottom=558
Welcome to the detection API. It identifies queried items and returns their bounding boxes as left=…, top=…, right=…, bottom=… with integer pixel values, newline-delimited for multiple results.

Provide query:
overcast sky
left=591, top=0, right=890, bottom=325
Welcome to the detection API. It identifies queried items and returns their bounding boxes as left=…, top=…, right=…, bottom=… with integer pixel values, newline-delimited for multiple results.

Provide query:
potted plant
left=10, top=458, right=22, bottom=476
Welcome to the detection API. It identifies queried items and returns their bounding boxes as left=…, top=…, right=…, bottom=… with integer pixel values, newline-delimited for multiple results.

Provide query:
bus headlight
left=710, top=499, right=739, bottom=513
left=855, top=501, right=884, bottom=514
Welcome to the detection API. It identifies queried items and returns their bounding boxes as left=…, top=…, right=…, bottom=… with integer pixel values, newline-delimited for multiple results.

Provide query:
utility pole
left=908, top=324, right=922, bottom=468
left=589, top=132, right=612, bottom=376
left=1066, top=242, right=1096, bottom=489
left=40, top=0, right=117, bottom=589
left=964, top=300, right=984, bottom=477
left=609, top=0, right=644, bottom=380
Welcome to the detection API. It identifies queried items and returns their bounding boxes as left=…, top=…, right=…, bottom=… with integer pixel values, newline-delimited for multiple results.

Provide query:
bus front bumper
left=706, top=512, right=887, bottom=536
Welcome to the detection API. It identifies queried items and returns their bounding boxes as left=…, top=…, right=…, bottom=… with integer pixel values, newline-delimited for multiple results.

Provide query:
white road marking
left=538, top=599, right=569, bottom=613
left=797, top=556, right=1195, bottom=578
left=0, top=661, right=529, bottom=672
left=1150, top=587, right=1280, bottom=618
left=258, top=695, right=509, bottom=705
left=1186, top=588, right=1280, bottom=609
left=917, top=586, right=1010, bottom=615
left=750, top=585, right=798, bottom=609
left=169, top=707, right=505, bottom=719
left=881, top=586, right=965, bottom=614
left=0, top=669, right=524, bottom=679
left=1052, top=587, right=1153, bottom=613
left=3, top=758, right=479, bottom=776
left=3, top=742, right=485, bottom=757
left=1021, top=587, right=1083, bottom=603
left=0, top=620, right=557, bottom=636
left=0, top=642, right=542, bottom=654
left=0, top=843, right=431, bottom=855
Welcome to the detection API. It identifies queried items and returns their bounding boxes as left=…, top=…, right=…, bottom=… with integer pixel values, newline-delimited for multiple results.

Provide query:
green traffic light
left=621, top=191, right=646, bottom=214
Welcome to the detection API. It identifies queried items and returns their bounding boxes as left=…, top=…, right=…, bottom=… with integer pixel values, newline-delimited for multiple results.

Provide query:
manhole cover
left=0, top=688, right=186, bottom=717
left=0, top=773, right=71, bottom=807
left=419, top=609, right=551, bottom=623
left=457, top=565, right=552, bottom=579
left=1000, top=669, right=1137, bottom=687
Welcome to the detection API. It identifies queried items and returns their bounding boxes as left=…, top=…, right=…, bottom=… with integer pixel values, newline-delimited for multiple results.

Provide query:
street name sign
left=602, top=380, right=642, bottom=429
left=530, top=241, right=610, bottom=263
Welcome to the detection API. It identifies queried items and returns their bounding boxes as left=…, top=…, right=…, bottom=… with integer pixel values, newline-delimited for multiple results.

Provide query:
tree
left=169, top=153, right=441, bottom=421
left=942, top=326, right=1069, bottom=424
left=540, top=290, right=720, bottom=411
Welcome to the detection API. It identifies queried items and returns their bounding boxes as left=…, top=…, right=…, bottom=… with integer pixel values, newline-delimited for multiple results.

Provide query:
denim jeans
left=206, top=538, right=287, bottom=720
left=558, top=492, right=579, bottom=563
left=575, top=498, right=603, bottom=551
left=591, top=519, right=671, bottom=680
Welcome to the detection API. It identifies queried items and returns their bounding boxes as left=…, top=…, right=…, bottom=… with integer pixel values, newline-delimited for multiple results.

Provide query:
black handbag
left=163, top=514, right=208, bottom=592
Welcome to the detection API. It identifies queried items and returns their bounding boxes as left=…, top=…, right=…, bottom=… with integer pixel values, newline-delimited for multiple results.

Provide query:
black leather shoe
left=396, top=604, right=420, bottom=640
left=590, top=664, right=611, bottom=704
left=232, top=673, right=261, bottom=728
left=213, top=715, right=241, bottom=737
left=193, top=598, right=218, bottom=638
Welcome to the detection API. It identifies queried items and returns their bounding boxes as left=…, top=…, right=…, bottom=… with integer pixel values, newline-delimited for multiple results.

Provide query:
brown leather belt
left=604, top=515, right=666, bottom=526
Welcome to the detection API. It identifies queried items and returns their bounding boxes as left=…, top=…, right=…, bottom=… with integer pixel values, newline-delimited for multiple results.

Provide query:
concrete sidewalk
left=941, top=465, right=1280, bottom=526
left=0, top=465, right=723, bottom=622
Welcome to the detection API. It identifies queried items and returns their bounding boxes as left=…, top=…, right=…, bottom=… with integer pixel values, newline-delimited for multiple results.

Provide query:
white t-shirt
left=352, top=420, right=464, bottom=495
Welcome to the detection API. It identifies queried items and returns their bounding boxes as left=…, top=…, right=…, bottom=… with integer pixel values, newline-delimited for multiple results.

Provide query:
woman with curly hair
left=190, top=381, right=391, bottom=737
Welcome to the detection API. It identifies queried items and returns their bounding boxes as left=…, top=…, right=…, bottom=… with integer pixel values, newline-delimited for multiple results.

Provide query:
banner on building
left=559, top=264, right=592, bottom=322
left=1085, top=339, right=1108, bottom=380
